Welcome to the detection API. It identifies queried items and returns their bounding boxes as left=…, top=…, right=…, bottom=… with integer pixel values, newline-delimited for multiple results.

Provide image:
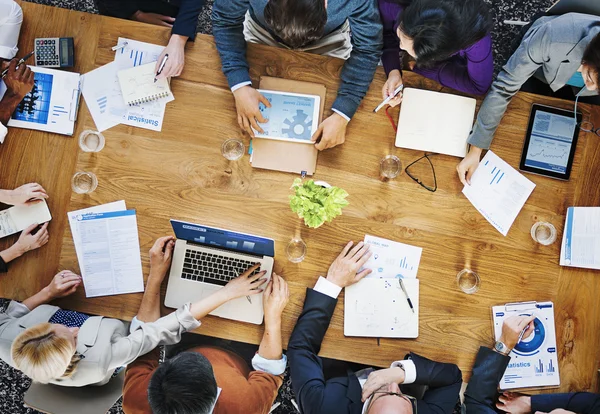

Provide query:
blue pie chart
left=513, top=317, right=545, bottom=354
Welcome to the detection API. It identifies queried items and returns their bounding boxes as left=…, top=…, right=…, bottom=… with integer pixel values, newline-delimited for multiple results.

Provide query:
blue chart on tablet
left=524, top=110, right=576, bottom=174
left=256, top=90, right=319, bottom=143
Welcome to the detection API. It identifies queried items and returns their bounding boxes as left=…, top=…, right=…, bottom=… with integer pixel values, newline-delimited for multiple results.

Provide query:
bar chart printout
left=362, top=234, right=423, bottom=279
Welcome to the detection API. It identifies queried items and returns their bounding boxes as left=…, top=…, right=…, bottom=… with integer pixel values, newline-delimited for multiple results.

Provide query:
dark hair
left=148, top=352, right=218, bottom=414
left=264, top=0, right=327, bottom=49
left=582, top=32, right=600, bottom=88
left=397, top=0, right=492, bottom=67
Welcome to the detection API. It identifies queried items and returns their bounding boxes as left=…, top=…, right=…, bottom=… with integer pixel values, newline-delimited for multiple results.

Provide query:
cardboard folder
left=251, top=76, right=326, bottom=176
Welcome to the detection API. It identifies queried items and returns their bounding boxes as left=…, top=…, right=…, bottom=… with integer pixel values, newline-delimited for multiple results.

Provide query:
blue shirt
left=566, top=71, right=585, bottom=88
left=49, top=309, right=90, bottom=328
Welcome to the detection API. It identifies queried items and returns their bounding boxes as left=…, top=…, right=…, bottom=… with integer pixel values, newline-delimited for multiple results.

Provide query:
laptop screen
left=170, top=220, right=275, bottom=257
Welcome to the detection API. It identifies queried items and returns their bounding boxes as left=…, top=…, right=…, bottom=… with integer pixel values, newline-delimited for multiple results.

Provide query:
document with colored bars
left=492, top=302, right=560, bottom=390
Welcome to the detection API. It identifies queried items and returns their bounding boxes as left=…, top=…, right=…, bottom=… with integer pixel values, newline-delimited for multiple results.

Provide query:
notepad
left=117, top=62, right=173, bottom=106
left=560, top=207, right=600, bottom=270
left=0, top=200, right=52, bottom=238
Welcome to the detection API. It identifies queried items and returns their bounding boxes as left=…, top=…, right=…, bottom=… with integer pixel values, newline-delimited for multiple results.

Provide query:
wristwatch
left=494, top=341, right=511, bottom=355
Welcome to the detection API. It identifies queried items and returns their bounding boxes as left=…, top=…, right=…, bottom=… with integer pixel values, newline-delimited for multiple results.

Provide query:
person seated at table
left=122, top=270, right=289, bottom=414
left=379, top=0, right=493, bottom=108
left=0, top=0, right=34, bottom=144
left=94, top=0, right=205, bottom=80
left=288, top=241, right=463, bottom=414
left=0, top=236, right=268, bottom=387
left=464, top=314, right=600, bottom=414
left=0, top=183, right=49, bottom=272
left=456, top=13, right=600, bottom=186
left=212, top=0, right=383, bottom=151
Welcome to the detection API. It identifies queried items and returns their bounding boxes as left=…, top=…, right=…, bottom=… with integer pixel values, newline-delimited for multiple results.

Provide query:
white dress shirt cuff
left=252, top=353, right=287, bottom=376
left=231, top=81, right=252, bottom=93
left=390, top=359, right=417, bottom=384
left=332, top=108, right=351, bottom=122
left=0, top=121, right=7, bottom=144
left=313, top=276, right=342, bottom=299
left=129, top=316, right=144, bottom=334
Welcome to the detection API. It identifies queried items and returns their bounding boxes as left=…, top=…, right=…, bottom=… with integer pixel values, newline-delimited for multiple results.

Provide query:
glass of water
left=79, top=130, right=105, bottom=153
left=221, top=138, right=245, bottom=161
left=71, top=172, right=98, bottom=194
left=380, top=155, right=402, bottom=179
left=531, top=222, right=557, bottom=246
left=286, top=238, right=307, bottom=263
left=457, top=269, right=480, bottom=294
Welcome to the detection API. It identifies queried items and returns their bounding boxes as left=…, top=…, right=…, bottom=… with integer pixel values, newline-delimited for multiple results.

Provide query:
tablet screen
left=523, top=109, right=577, bottom=175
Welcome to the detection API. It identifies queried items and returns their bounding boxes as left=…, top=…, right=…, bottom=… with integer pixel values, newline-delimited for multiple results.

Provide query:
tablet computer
left=254, top=90, right=320, bottom=144
left=519, top=104, right=582, bottom=180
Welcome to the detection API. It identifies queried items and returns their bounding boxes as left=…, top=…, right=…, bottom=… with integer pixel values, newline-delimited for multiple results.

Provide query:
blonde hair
left=11, top=323, right=80, bottom=383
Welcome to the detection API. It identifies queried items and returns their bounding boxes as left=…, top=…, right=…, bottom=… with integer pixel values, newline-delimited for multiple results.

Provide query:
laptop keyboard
left=181, top=249, right=261, bottom=286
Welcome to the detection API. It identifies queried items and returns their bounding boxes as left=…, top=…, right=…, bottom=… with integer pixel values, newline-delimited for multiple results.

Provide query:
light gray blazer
left=0, top=301, right=200, bottom=387
left=468, top=13, right=600, bottom=149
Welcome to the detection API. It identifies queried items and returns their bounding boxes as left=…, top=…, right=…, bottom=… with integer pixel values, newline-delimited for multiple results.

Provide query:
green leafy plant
left=289, top=178, right=349, bottom=229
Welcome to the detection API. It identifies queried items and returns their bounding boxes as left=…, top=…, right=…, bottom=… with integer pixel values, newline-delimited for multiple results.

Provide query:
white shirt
left=313, top=276, right=417, bottom=413
left=0, top=0, right=22, bottom=60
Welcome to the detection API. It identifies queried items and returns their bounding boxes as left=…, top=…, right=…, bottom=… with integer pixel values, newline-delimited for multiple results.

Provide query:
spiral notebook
left=117, top=62, right=174, bottom=106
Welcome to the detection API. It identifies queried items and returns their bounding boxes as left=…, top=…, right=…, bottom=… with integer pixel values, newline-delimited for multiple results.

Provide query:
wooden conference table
left=1, top=2, right=599, bottom=390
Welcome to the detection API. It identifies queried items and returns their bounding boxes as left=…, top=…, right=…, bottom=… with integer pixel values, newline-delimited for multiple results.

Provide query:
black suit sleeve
left=408, top=352, right=462, bottom=414
left=95, top=0, right=139, bottom=19
left=464, top=346, right=511, bottom=414
left=0, top=255, right=7, bottom=273
left=287, top=288, right=339, bottom=414
left=171, top=0, right=204, bottom=40
left=531, top=393, right=600, bottom=413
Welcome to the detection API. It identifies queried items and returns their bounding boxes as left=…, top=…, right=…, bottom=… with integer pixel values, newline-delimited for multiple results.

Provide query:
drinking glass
left=531, top=221, right=557, bottom=246
left=457, top=269, right=480, bottom=294
left=286, top=238, right=307, bottom=263
left=79, top=130, right=105, bottom=153
left=71, top=172, right=98, bottom=194
left=380, top=155, right=402, bottom=179
left=221, top=138, right=245, bottom=160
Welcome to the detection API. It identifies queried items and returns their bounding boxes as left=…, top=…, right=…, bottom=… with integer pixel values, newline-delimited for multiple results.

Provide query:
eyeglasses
left=405, top=153, right=437, bottom=192
left=364, top=390, right=417, bottom=414
left=574, top=90, right=600, bottom=136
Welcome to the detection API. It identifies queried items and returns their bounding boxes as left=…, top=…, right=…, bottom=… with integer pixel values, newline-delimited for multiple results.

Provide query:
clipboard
left=250, top=76, right=326, bottom=176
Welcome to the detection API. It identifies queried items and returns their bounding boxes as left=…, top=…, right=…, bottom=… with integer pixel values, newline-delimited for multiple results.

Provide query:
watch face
left=495, top=342, right=506, bottom=352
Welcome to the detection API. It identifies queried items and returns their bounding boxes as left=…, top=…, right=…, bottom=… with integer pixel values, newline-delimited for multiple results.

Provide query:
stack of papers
left=560, top=207, right=600, bottom=270
left=81, top=38, right=174, bottom=132
left=345, top=235, right=422, bottom=338
left=67, top=201, right=144, bottom=297
left=463, top=151, right=536, bottom=236
left=0, top=200, right=51, bottom=238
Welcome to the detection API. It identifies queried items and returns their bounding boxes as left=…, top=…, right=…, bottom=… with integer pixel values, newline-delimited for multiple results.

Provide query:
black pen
left=1, top=51, right=34, bottom=79
left=398, top=278, right=415, bottom=313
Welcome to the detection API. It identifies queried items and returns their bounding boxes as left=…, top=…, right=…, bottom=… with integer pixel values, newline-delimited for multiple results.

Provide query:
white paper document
left=463, top=151, right=536, bottom=236
left=345, top=278, right=419, bottom=338
left=560, top=207, right=600, bottom=270
left=0, top=200, right=51, bottom=238
left=363, top=234, right=422, bottom=279
left=81, top=62, right=126, bottom=132
left=395, top=88, right=476, bottom=157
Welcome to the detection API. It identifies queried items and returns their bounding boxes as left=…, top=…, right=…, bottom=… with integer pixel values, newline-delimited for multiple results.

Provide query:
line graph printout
left=463, top=151, right=536, bottom=236
left=524, top=110, right=576, bottom=173
left=362, top=234, right=422, bottom=279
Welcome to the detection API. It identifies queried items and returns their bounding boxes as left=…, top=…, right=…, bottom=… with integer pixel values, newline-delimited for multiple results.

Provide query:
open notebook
left=117, top=62, right=173, bottom=106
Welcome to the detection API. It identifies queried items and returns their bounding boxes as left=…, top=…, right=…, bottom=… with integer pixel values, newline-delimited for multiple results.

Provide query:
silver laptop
left=164, top=220, right=275, bottom=325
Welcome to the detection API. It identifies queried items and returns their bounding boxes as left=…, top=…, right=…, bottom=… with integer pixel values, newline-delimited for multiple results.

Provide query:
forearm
left=0, top=93, right=21, bottom=127
left=0, top=244, right=24, bottom=264
left=189, top=289, right=230, bottom=320
left=258, top=319, right=283, bottom=360
left=135, top=272, right=164, bottom=323
left=22, top=286, right=52, bottom=311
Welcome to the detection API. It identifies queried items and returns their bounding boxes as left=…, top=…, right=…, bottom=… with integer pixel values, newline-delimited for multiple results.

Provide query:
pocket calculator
left=34, top=37, right=74, bottom=68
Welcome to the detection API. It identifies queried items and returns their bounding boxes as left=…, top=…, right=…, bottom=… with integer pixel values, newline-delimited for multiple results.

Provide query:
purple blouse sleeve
left=413, top=33, right=494, bottom=95
left=378, top=0, right=404, bottom=76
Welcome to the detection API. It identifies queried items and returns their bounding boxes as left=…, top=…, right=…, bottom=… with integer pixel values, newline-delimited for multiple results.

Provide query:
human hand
left=13, top=222, right=49, bottom=256
left=221, top=263, right=268, bottom=301
left=456, top=146, right=483, bottom=186
left=497, top=392, right=532, bottom=414
left=148, top=236, right=175, bottom=281
left=154, top=35, right=187, bottom=80
left=326, top=241, right=372, bottom=288
left=263, top=272, right=289, bottom=325
left=382, top=69, right=404, bottom=108
left=233, top=86, right=270, bottom=137
left=2, top=59, right=34, bottom=99
left=44, top=271, right=82, bottom=300
left=499, top=314, right=536, bottom=351
left=312, top=113, right=349, bottom=151
left=131, top=10, right=175, bottom=27
left=535, top=410, right=575, bottom=414
left=4, top=183, right=48, bottom=205
left=361, top=367, right=406, bottom=402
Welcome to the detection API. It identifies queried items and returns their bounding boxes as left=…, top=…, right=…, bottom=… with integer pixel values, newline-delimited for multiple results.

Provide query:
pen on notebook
left=111, top=41, right=128, bottom=51
left=398, top=278, right=415, bottom=313
left=246, top=295, right=252, bottom=304
left=373, top=84, right=404, bottom=113
left=154, top=54, right=169, bottom=82
left=1, top=51, right=34, bottom=79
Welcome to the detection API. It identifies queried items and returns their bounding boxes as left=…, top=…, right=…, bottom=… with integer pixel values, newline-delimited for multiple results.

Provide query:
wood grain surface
left=0, top=2, right=599, bottom=391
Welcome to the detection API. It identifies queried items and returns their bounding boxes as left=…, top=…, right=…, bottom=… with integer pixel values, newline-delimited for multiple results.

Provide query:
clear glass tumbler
left=380, top=155, right=402, bottom=179
left=79, top=130, right=105, bottom=153
left=71, top=172, right=98, bottom=194
left=530, top=222, right=557, bottom=246
left=286, top=238, right=307, bottom=263
left=221, top=138, right=245, bottom=161
left=457, top=269, right=480, bottom=294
